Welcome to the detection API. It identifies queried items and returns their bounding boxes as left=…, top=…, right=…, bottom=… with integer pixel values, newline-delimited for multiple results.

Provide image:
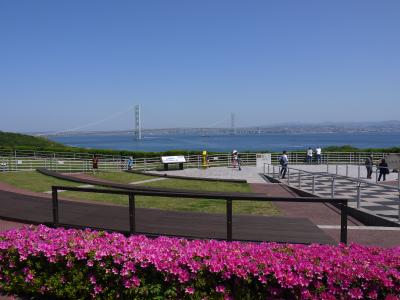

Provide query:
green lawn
left=0, top=171, right=279, bottom=216
left=65, top=172, right=279, bottom=215
left=142, top=178, right=251, bottom=192
left=0, top=171, right=80, bottom=192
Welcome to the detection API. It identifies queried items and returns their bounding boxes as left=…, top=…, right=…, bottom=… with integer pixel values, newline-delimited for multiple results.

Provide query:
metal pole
left=346, top=164, right=348, bottom=177
left=398, top=171, right=400, bottom=190
left=356, top=182, right=362, bottom=209
left=340, top=201, right=348, bottom=244
left=312, top=176, right=315, bottom=195
left=226, top=200, right=232, bottom=241
left=267, top=164, right=270, bottom=175
left=375, top=168, right=378, bottom=183
left=336, top=164, right=338, bottom=175
left=298, top=171, right=301, bottom=189
left=287, top=168, right=290, bottom=185
left=52, top=187, right=59, bottom=225
left=358, top=164, right=360, bottom=179
left=273, top=165, right=276, bottom=177
left=398, top=192, right=400, bottom=223
left=129, top=194, right=136, bottom=234
left=331, top=177, right=335, bottom=198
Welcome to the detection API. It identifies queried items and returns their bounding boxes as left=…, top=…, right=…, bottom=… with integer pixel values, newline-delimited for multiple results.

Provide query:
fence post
left=398, top=171, right=400, bottom=190
left=331, top=177, right=335, bottom=198
left=52, top=187, right=59, bottom=225
left=298, top=171, right=301, bottom=189
left=129, top=194, right=136, bottom=235
left=398, top=192, right=400, bottom=223
left=356, top=182, right=362, bottom=208
left=340, top=201, right=348, bottom=244
left=346, top=164, right=349, bottom=177
left=273, top=165, right=276, bottom=177
left=336, top=164, right=338, bottom=175
left=312, top=176, right=315, bottom=195
left=226, top=200, right=232, bottom=241
left=287, top=168, right=290, bottom=185
left=358, top=164, right=360, bottom=179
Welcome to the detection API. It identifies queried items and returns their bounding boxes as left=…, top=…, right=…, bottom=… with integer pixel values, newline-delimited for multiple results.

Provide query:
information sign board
left=161, top=156, right=186, bottom=164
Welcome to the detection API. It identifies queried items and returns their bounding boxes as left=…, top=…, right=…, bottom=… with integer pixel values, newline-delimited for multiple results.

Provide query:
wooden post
left=52, top=187, right=59, bottom=225
left=129, top=194, right=136, bottom=235
left=226, top=200, right=232, bottom=241
left=340, top=202, right=348, bottom=244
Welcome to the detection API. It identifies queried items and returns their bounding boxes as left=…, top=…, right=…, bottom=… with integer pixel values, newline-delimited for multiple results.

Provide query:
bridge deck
left=0, top=190, right=335, bottom=244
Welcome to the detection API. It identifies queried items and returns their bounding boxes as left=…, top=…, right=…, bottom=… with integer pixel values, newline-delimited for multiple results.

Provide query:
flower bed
left=0, top=225, right=399, bottom=299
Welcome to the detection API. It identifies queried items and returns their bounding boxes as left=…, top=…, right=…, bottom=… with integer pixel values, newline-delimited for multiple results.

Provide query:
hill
left=0, top=131, right=67, bottom=149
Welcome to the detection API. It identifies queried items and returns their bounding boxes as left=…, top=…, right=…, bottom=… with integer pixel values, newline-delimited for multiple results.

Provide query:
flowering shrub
left=0, top=225, right=399, bottom=299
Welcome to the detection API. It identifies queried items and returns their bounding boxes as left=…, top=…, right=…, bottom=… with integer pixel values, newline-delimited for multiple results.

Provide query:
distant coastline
left=36, top=120, right=400, bottom=137
left=49, top=132, right=400, bottom=153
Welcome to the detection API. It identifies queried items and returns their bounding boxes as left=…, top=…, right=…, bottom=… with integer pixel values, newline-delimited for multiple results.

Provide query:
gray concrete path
left=151, top=166, right=267, bottom=183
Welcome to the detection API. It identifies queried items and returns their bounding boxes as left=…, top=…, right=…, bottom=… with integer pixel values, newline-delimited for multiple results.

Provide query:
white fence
left=0, top=148, right=395, bottom=173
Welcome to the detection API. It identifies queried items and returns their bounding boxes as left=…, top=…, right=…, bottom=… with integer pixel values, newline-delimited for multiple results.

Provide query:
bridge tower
left=134, top=105, right=142, bottom=140
left=231, top=113, right=236, bottom=135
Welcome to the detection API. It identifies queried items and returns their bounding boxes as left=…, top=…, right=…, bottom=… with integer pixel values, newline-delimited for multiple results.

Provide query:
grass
left=0, top=171, right=80, bottom=192
left=0, top=171, right=279, bottom=216
left=65, top=172, right=279, bottom=215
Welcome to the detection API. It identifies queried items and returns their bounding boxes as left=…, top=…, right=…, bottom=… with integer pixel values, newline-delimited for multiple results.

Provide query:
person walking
left=232, top=150, right=241, bottom=171
left=378, top=158, right=389, bottom=181
left=127, top=156, right=134, bottom=171
left=279, top=150, right=289, bottom=178
left=315, top=147, right=322, bottom=164
left=306, top=147, right=313, bottom=164
left=365, top=155, right=373, bottom=179
left=92, top=155, right=99, bottom=174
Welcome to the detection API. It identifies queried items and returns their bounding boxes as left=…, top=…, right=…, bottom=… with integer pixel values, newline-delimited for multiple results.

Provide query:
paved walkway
left=0, top=189, right=334, bottom=244
left=144, top=166, right=400, bottom=247
left=268, top=165, right=400, bottom=224
left=151, top=166, right=268, bottom=183
left=1, top=168, right=400, bottom=247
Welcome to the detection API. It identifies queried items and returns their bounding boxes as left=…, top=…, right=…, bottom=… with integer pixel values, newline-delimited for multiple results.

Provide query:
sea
left=49, top=132, right=400, bottom=153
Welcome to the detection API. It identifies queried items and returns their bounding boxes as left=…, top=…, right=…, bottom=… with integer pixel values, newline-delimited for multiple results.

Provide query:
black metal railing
left=51, top=186, right=349, bottom=244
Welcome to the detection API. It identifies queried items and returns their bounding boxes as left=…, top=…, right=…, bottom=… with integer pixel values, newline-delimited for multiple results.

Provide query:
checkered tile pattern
left=270, top=171, right=400, bottom=224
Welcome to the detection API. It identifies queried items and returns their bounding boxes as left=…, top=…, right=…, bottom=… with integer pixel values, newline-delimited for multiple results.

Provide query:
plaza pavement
left=151, top=165, right=400, bottom=247
left=269, top=164, right=400, bottom=224
left=151, top=165, right=269, bottom=183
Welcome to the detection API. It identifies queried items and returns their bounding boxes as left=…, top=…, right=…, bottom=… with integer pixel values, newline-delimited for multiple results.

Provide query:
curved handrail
left=37, top=168, right=260, bottom=198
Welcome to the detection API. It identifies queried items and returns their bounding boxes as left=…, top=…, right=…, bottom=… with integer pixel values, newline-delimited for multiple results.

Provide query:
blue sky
left=1, top=0, right=399, bottom=132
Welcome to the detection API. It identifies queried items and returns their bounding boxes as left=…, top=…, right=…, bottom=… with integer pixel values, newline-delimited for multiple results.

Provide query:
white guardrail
left=0, top=149, right=395, bottom=173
